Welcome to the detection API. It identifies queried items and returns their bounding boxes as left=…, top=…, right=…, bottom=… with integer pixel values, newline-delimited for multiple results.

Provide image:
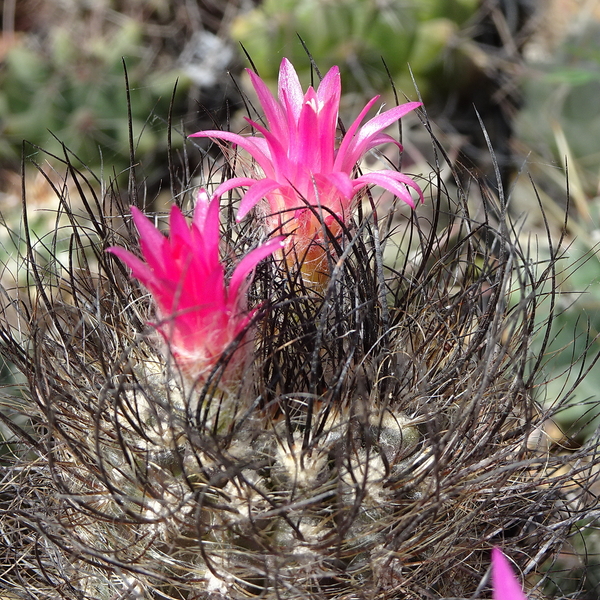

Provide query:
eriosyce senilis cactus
left=1, top=57, right=599, bottom=600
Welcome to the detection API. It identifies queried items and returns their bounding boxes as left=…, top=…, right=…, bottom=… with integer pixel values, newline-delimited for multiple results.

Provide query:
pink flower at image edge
left=189, top=58, right=423, bottom=277
left=107, top=192, right=284, bottom=381
left=492, top=547, right=528, bottom=600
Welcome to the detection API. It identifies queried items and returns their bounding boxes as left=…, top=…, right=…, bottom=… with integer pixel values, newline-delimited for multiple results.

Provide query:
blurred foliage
left=0, top=8, right=191, bottom=176
left=231, top=0, right=479, bottom=97
left=516, top=22, right=600, bottom=199
left=538, top=201, right=600, bottom=442
left=512, top=17, right=600, bottom=441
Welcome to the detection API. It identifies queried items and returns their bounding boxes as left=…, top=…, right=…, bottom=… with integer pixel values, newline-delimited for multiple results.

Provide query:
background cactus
left=230, top=0, right=478, bottom=97
left=0, top=0, right=241, bottom=181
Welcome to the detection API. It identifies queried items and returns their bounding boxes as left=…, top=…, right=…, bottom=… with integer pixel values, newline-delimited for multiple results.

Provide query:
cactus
left=1, top=63, right=599, bottom=600
left=0, top=11, right=188, bottom=175
left=229, top=0, right=478, bottom=97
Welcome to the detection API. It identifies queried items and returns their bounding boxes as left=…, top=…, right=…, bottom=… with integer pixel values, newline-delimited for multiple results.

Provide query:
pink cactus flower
left=492, top=547, right=528, bottom=600
left=108, top=191, right=284, bottom=382
left=190, top=58, right=423, bottom=283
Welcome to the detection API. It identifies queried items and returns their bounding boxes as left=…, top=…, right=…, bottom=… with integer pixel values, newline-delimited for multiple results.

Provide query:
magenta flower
left=107, top=191, right=284, bottom=382
left=491, top=547, right=528, bottom=600
left=190, top=58, right=423, bottom=281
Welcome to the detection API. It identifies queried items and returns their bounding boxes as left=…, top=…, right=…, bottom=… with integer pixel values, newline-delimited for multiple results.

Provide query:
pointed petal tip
left=491, top=547, right=528, bottom=600
left=105, top=245, right=121, bottom=257
left=130, top=204, right=156, bottom=232
left=279, top=57, right=296, bottom=79
left=321, top=63, right=341, bottom=81
left=129, top=205, right=146, bottom=222
left=197, top=188, right=210, bottom=204
left=270, top=234, right=287, bottom=249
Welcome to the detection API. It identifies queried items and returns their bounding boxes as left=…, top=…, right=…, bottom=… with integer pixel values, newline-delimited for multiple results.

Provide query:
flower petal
left=247, top=68, right=287, bottom=143
left=169, top=204, right=193, bottom=250
left=353, top=170, right=423, bottom=208
left=107, top=245, right=158, bottom=290
left=358, top=132, right=403, bottom=154
left=228, top=235, right=285, bottom=300
left=237, top=179, right=284, bottom=220
left=244, top=117, right=290, bottom=177
left=359, top=101, right=422, bottom=143
left=333, top=95, right=381, bottom=172
left=326, top=171, right=354, bottom=199
left=213, top=177, right=260, bottom=199
left=315, top=66, right=341, bottom=171
left=193, top=192, right=221, bottom=262
left=190, top=130, right=273, bottom=174
left=108, top=243, right=177, bottom=313
left=491, top=548, right=527, bottom=600
left=316, top=65, right=341, bottom=106
left=278, top=57, right=304, bottom=123
left=347, top=101, right=421, bottom=165
left=336, top=101, right=421, bottom=172
left=292, top=88, right=321, bottom=172
left=193, top=189, right=211, bottom=229
left=130, top=207, right=169, bottom=274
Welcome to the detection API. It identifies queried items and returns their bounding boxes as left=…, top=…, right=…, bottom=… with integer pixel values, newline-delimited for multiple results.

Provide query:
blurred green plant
left=230, top=0, right=478, bottom=97
left=516, top=22, right=600, bottom=199
left=541, top=203, right=600, bottom=442
left=506, top=175, right=600, bottom=442
left=507, top=177, right=600, bottom=444
left=511, top=20, right=600, bottom=442
left=0, top=17, right=189, bottom=174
